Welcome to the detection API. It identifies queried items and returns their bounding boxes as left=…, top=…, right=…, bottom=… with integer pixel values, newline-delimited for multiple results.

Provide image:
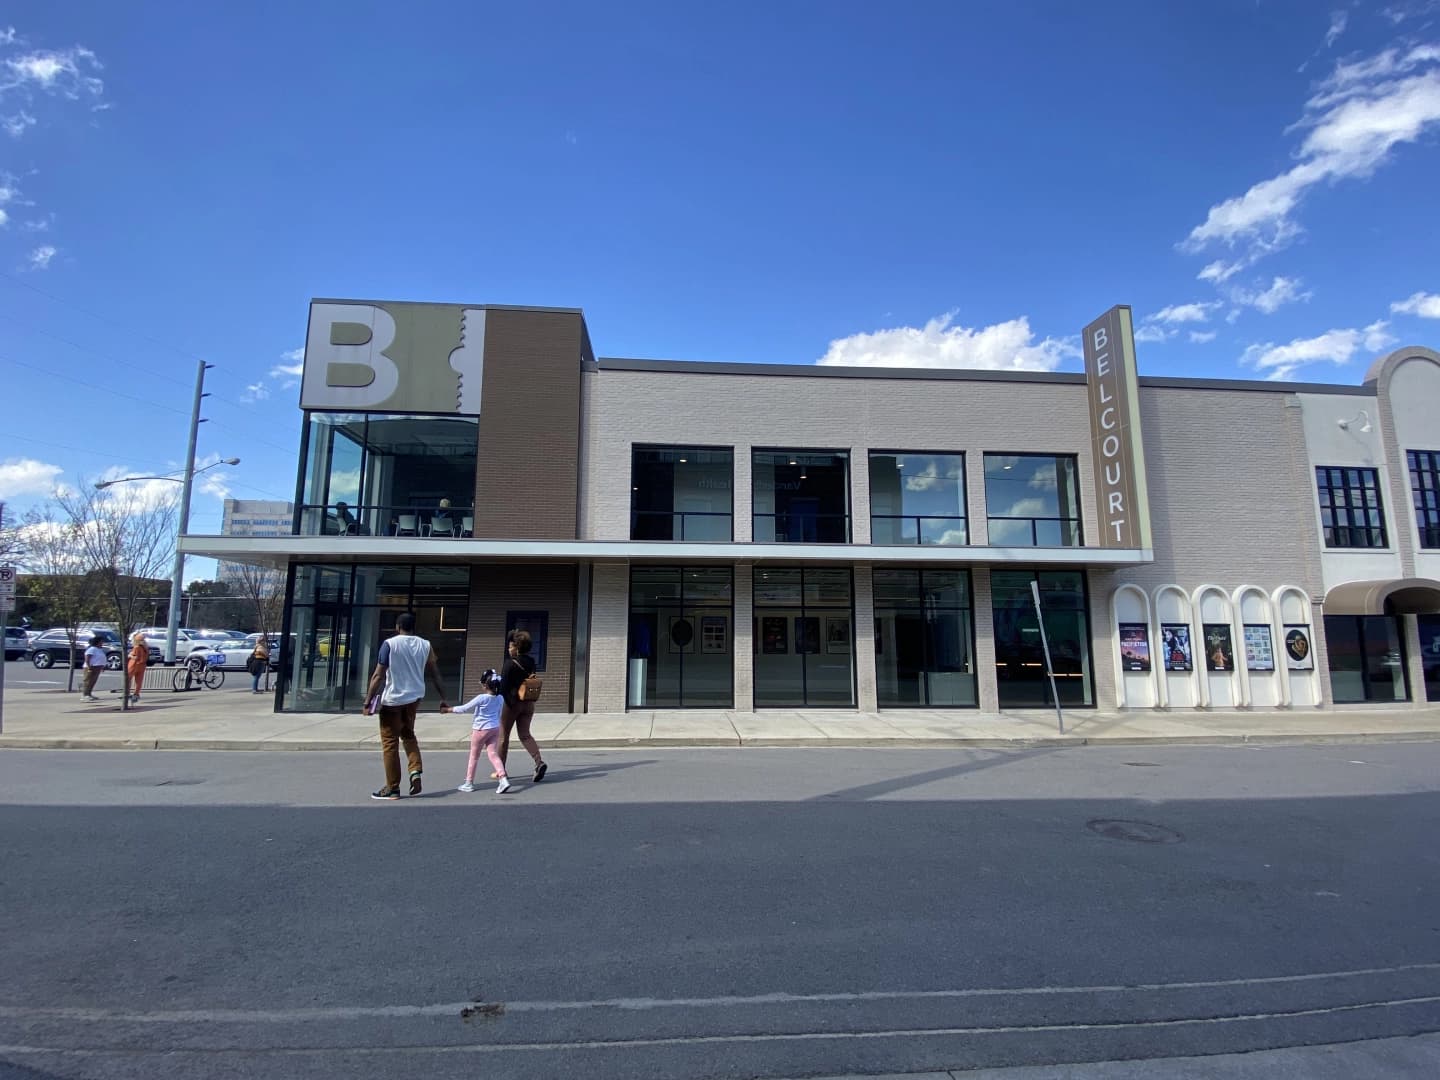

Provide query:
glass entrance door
left=1324, top=615, right=1410, bottom=703
left=991, top=570, right=1094, bottom=708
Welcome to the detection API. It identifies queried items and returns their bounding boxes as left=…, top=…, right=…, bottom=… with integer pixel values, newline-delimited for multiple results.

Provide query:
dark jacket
left=500, top=653, right=536, bottom=707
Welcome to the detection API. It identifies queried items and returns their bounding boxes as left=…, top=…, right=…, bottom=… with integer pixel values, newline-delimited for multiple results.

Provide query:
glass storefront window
left=1420, top=614, right=1440, bottom=703
left=753, top=450, right=851, bottom=543
left=984, top=455, right=1082, bottom=547
left=282, top=562, right=470, bottom=712
left=1324, top=615, right=1410, bottom=703
left=628, top=566, right=733, bottom=708
left=631, top=447, right=733, bottom=541
left=297, top=413, right=479, bottom=538
left=874, top=569, right=977, bottom=707
left=869, top=452, right=968, bottom=545
left=753, top=567, right=854, bottom=707
left=990, top=569, right=1093, bottom=707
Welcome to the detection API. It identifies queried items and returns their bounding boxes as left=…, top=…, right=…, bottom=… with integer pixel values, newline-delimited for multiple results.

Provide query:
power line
left=0, top=301, right=306, bottom=444
left=0, top=353, right=194, bottom=419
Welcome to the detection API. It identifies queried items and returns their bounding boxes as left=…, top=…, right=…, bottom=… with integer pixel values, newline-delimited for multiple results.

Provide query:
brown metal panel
left=473, top=309, right=584, bottom=540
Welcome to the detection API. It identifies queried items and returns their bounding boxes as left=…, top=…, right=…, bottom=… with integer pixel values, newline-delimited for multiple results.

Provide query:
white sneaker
left=457, top=782, right=475, bottom=793
left=82, top=695, right=97, bottom=702
left=496, top=778, right=512, bottom=794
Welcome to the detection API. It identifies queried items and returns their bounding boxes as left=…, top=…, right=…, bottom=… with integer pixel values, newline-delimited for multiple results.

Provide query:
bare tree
left=231, top=560, right=285, bottom=691
left=231, top=561, right=285, bottom=637
left=56, top=482, right=179, bottom=711
left=17, top=506, right=104, bottom=693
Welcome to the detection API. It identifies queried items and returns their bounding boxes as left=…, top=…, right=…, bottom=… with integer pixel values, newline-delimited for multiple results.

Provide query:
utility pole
left=165, top=360, right=211, bottom=664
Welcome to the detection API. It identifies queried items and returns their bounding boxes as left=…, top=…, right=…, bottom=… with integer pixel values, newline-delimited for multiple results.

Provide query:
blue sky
left=2, top=0, right=1439, bottom=572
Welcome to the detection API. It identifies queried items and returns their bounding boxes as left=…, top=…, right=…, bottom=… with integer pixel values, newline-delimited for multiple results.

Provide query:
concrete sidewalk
left=1, top=682, right=1439, bottom=751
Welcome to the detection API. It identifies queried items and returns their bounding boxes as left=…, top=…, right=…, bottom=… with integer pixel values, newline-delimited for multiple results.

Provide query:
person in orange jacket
left=127, top=631, right=148, bottom=705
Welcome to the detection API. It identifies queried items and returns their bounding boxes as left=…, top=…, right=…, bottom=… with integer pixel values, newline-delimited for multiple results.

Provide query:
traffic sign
left=0, top=565, right=15, bottom=607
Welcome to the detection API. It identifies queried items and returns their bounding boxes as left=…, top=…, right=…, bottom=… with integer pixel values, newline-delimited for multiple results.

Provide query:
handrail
left=985, top=515, right=1083, bottom=546
left=870, top=515, right=968, bottom=545
left=753, top=512, right=851, bottom=543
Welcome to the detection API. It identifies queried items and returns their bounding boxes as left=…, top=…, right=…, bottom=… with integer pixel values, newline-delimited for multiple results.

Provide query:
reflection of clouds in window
left=999, top=496, right=1049, bottom=519
left=903, top=456, right=963, bottom=492
left=936, top=528, right=968, bottom=545
left=327, top=468, right=362, bottom=499
left=1026, top=462, right=1058, bottom=492
left=987, top=518, right=1032, bottom=544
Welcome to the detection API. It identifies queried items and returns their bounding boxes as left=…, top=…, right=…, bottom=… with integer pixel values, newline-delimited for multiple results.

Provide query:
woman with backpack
left=498, top=629, right=548, bottom=782
left=248, top=636, right=271, bottom=694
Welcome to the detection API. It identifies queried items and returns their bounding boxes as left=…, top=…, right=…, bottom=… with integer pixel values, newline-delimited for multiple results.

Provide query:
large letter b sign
left=301, top=303, right=400, bottom=410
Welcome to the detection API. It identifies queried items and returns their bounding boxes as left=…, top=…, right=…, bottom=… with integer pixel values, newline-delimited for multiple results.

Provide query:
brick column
left=734, top=446, right=753, bottom=542
left=850, top=451, right=871, bottom=545
left=734, top=562, right=753, bottom=709
left=972, top=568, right=999, bottom=711
left=588, top=562, right=629, bottom=712
left=854, top=565, right=877, bottom=710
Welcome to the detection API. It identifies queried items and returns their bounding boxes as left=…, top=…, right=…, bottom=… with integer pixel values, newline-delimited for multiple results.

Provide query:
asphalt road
left=2, top=743, right=1440, bottom=1079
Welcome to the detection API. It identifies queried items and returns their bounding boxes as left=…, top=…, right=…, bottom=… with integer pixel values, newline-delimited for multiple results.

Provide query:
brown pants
left=81, top=666, right=102, bottom=697
left=377, top=701, right=422, bottom=790
left=499, top=699, right=542, bottom=769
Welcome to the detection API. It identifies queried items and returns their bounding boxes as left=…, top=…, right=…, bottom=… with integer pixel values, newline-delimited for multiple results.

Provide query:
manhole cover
left=1086, top=818, right=1184, bottom=844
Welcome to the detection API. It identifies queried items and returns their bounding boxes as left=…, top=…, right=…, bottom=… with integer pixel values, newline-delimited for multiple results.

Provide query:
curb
left=5, top=731, right=1440, bottom=751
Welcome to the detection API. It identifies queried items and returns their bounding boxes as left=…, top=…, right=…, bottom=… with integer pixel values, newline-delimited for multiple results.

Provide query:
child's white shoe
left=457, top=781, right=475, bottom=793
left=496, top=778, right=512, bottom=794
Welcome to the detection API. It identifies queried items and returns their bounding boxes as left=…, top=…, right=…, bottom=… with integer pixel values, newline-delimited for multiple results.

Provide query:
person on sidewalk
left=80, top=635, right=107, bottom=701
left=126, top=631, right=148, bottom=705
left=441, top=668, right=512, bottom=794
left=248, top=636, right=270, bottom=694
left=498, top=629, right=547, bottom=782
left=362, top=612, right=448, bottom=800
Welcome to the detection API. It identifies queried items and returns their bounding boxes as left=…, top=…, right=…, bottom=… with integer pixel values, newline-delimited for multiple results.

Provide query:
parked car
left=137, top=627, right=201, bottom=656
left=24, top=628, right=145, bottom=670
left=5, top=626, right=28, bottom=661
left=187, top=635, right=280, bottom=672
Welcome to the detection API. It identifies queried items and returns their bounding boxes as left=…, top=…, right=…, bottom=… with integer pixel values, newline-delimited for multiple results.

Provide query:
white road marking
left=3, top=994, right=1439, bottom=1057
left=0, top=961, right=1436, bottom=1024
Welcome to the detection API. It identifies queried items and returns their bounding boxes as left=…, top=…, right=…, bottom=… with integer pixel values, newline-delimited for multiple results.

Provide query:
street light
left=94, top=451, right=240, bottom=664
left=93, top=459, right=241, bottom=492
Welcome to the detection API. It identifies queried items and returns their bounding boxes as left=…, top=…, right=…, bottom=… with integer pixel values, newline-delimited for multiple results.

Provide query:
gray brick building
left=185, top=300, right=1440, bottom=714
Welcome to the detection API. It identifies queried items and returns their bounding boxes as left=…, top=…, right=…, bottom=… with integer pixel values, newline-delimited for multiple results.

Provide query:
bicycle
left=172, top=650, right=226, bottom=691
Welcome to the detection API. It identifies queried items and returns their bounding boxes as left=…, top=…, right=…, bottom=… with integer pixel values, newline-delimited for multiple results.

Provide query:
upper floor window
left=983, top=454, right=1082, bottom=547
left=1409, top=450, right=1440, bottom=549
left=298, top=413, right=478, bottom=537
left=1317, top=466, right=1388, bottom=548
left=753, top=450, right=851, bottom=543
left=869, top=452, right=967, bottom=545
left=630, top=446, right=733, bottom=541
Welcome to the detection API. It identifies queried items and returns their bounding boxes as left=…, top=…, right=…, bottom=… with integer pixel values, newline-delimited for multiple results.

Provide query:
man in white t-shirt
left=362, top=613, right=448, bottom=800
left=80, top=635, right=108, bottom=701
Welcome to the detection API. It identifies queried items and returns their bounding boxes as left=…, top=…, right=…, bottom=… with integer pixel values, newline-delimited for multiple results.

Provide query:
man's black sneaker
left=409, top=771, right=423, bottom=796
left=533, top=761, right=548, bottom=783
left=371, top=787, right=400, bottom=801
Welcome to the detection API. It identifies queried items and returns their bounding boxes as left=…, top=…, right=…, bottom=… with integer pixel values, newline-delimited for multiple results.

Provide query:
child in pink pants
left=442, top=669, right=512, bottom=794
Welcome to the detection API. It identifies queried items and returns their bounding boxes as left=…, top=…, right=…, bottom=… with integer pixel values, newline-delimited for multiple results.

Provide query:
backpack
left=515, top=659, right=543, bottom=703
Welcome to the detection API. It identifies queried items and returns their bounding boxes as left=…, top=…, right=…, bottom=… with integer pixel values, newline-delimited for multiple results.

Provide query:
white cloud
left=240, top=382, right=270, bottom=403
left=1134, top=324, right=1175, bottom=343
left=815, top=313, right=1079, bottom=371
left=26, top=243, right=55, bottom=269
left=1149, top=301, right=1221, bottom=324
left=2, top=109, right=34, bottom=136
left=1232, top=275, right=1312, bottom=314
left=1182, top=42, right=1440, bottom=274
left=1189, top=330, right=1218, bottom=343
left=0, top=456, right=62, bottom=497
left=0, top=29, right=15, bottom=47
left=2, top=45, right=104, bottom=101
left=1241, top=320, right=1397, bottom=380
left=1226, top=308, right=1242, bottom=324
left=1391, top=291, right=1440, bottom=317
left=1325, top=11, right=1348, bottom=48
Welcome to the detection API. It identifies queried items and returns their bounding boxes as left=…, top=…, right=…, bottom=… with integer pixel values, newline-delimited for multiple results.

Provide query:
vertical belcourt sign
left=1083, top=305, right=1151, bottom=550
